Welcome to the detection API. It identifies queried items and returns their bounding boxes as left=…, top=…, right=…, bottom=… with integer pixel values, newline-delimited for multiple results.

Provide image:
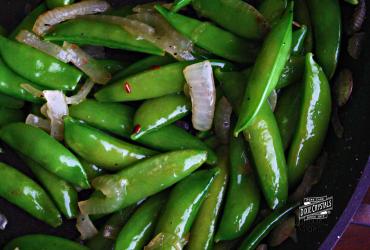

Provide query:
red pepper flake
left=133, top=124, right=141, bottom=134
left=123, top=81, right=132, bottom=93
left=81, top=57, right=89, bottom=66
left=70, top=44, right=79, bottom=49
left=150, top=65, right=161, bottom=70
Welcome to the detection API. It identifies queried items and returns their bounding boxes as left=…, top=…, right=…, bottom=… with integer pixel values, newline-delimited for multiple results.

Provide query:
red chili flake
left=70, top=44, right=79, bottom=49
left=150, top=65, right=161, bottom=70
left=123, top=82, right=132, bottom=93
left=81, top=57, right=89, bottom=66
left=133, top=124, right=141, bottom=134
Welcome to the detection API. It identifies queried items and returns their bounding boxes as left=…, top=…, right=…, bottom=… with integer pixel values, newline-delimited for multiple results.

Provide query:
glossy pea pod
left=64, top=117, right=156, bottom=171
left=187, top=147, right=228, bottom=250
left=44, top=18, right=164, bottom=56
left=171, top=0, right=270, bottom=40
left=234, top=4, right=293, bottom=135
left=79, top=150, right=208, bottom=215
left=0, top=162, right=62, bottom=227
left=0, top=93, right=24, bottom=109
left=294, top=0, right=313, bottom=53
left=155, top=5, right=259, bottom=63
left=0, top=57, right=43, bottom=103
left=287, top=53, right=332, bottom=187
left=97, top=59, right=129, bottom=75
left=115, top=192, right=167, bottom=250
left=258, top=0, right=288, bottom=26
left=79, top=158, right=105, bottom=181
left=215, top=135, right=260, bottom=241
left=0, top=107, right=24, bottom=127
left=0, top=35, right=83, bottom=91
left=87, top=205, right=138, bottom=250
left=0, top=123, right=90, bottom=189
left=68, top=99, right=217, bottom=165
left=3, top=234, right=89, bottom=250
left=10, top=3, right=47, bottom=38
left=274, top=82, right=302, bottom=150
left=21, top=156, right=78, bottom=219
left=216, top=70, right=288, bottom=209
left=131, top=94, right=191, bottom=140
left=46, top=0, right=75, bottom=9
left=307, top=0, right=341, bottom=79
left=153, top=169, right=218, bottom=248
left=238, top=202, right=299, bottom=250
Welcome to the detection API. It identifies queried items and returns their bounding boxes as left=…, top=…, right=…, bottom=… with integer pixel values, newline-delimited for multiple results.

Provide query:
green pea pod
left=0, top=123, right=89, bottom=189
left=215, top=135, right=260, bottom=241
left=64, top=117, right=156, bottom=171
left=115, top=192, right=167, bottom=250
left=131, top=94, right=191, bottom=140
left=154, top=169, right=218, bottom=245
left=0, top=107, right=24, bottom=127
left=87, top=205, right=138, bottom=250
left=45, top=19, right=164, bottom=56
left=258, top=0, right=288, bottom=26
left=187, top=148, right=228, bottom=250
left=287, top=53, right=331, bottom=187
left=69, top=99, right=135, bottom=139
left=307, top=0, right=341, bottom=79
left=0, top=163, right=62, bottom=227
left=0, top=57, right=43, bottom=103
left=294, top=0, right=313, bottom=53
left=239, top=202, right=299, bottom=250
left=3, top=234, right=88, bottom=250
left=79, top=158, right=105, bottom=181
left=97, top=59, right=129, bottom=74
left=217, top=70, right=288, bottom=209
left=46, top=0, right=75, bottom=9
left=0, top=93, right=24, bottom=109
left=234, top=4, right=293, bottom=136
left=276, top=55, right=305, bottom=89
left=155, top=5, right=258, bottom=63
left=10, top=3, right=47, bottom=38
left=172, top=0, right=270, bottom=40
left=21, top=156, right=78, bottom=219
left=292, top=25, right=308, bottom=56
left=274, top=83, right=302, bottom=150
left=112, top=55, right=176, bottom=82
left=95, top=61, right=191, bottom=102
left=79, top=150, right=208, bottom=215
left=0, top=35, right=83, bottom=91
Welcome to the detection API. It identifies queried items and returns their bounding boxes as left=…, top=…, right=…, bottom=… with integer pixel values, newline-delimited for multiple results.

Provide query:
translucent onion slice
left=33, top=0, right=110, bottom=36
left=184, top=61, right=216, bottom=131
left=78, top=194, right=124, bottom=215
left=268, top=89, right=278, bottom=111
left=25, top=114, right=51, bottom=132
left=43, top=90, right=69, bottom=141
left=92, top=175, right=128, bottom=198
left=0, top=213, right=7, bottom=230
left=16, top=30, right=70, bottom=63
left=66, top=79, right=95, bottom=105
left=132, top=2, right=172, bottom=13
left=20, top=83, right=43, bottom=98
left=214, top=97, right=232, bottom=144
left=63, top=42, right=111, bottom=84
left=76, top=214, right=98, bottom=240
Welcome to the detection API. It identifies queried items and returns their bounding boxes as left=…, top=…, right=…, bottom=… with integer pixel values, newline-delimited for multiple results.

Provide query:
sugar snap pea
left=292, top=25, right=308, bottom=56
left=0, top=123, right=89, bottom=189
left=0, top=93, right=24, bottom=109
left=64, top=116, right=156, bottom=171
left=79, top=158, right=105, bottom=181
left=258, top=0, right=288, bottom=26
left=276, top=55, right=305, bottom=89
left=98, top=59, right=128, bottom=75
left=0, top=162, right=62, bottom=227
left=234, top=4, right=293, bottom=135
left=0, top=107, right=24, bottom=127
left=294, top=0, right=313, bottom=53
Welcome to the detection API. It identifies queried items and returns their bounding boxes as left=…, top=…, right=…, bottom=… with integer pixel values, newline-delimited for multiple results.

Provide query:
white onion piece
left=20, top=83, right=43, bottom=98
left=132, top=2, right=172, bottom=13
left=268, top=89, right=278, bottom=111
left=67, top=79, right=95, bottom=105
left=33, top=0, right=110, bottom=36
left=25, top=114, right=51, bottom=132
left=214, top=97, right=232, bottom=144
left=0, top=213, right=8, bottom=230
left=92, top=175, right=128, bottom=198
left=16, top=30, right=70, bottom=63
left=43, top=90, right=69, bottom=141
left=63, top=42, right=111, bottom=84
left=76, top=214, right=98, bottom=240
left=184, top=61, right=216, bottom=131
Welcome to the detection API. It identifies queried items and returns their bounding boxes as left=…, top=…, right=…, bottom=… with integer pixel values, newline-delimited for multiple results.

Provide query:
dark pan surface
left=0, top=1, right=369, bottom=248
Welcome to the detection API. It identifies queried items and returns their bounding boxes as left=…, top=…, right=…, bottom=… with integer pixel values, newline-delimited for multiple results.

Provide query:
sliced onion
left=67, top=79, right=95, bottom=105
left=16, top=30, right=70, bottom=63
left=78, top=194, right=124, bottom=215
left=334, top=69, right=353, bottom=107
left=214, top=96, right=232, bottom=144
left=103, top=225, right=119, bottom=240
left=63, top=42, right=111, bottom=84
left=0, top=213, right=8, bottom=230
left=76, top=214, right=98, bottom=240
left=20, top=83, right=43, bottom=98
left=92, top=175, right=128, bottom=198
left=268, top=89, right=278, bottom=111
left=256, top=244, right=268, bottom=250
left=184, top=61, right=216, bottom=131
left=268, top=216, right=296, bottom=247
left=145, top=233, right=184, bottom=250
left=33, top=0, right=110, bottom=36
left=43, top=90, right=69, bottom=141
left=132, top=2, right=172, bottom=13
left=25, top=114, right=51, bottom=132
